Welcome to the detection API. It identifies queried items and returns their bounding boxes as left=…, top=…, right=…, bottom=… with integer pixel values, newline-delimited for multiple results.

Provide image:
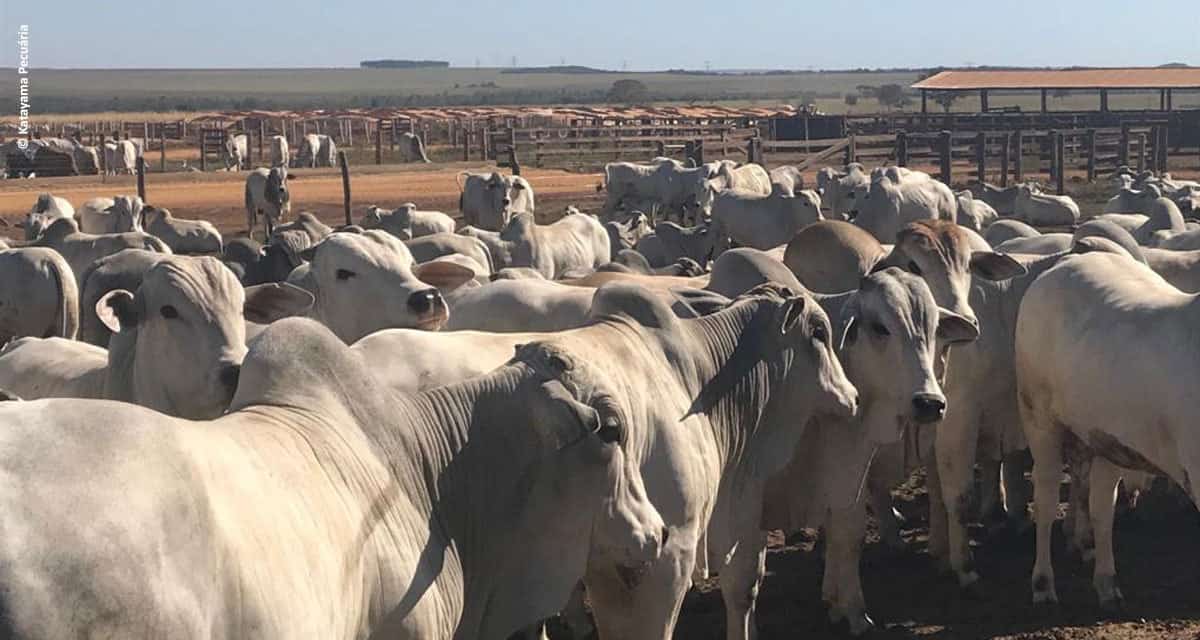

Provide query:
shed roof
left=912, top=68, right=1200, bottom=91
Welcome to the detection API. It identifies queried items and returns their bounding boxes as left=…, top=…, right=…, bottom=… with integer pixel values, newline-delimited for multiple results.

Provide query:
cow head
left=95, top=256, right=312, bottom=419
left=104, top=195, right=145, bottom=233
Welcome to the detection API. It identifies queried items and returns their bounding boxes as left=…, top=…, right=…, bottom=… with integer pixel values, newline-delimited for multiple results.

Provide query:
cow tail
left=45, top=250, right=80, bottom=340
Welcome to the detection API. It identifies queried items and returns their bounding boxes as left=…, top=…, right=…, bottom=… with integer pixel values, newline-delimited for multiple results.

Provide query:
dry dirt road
left=0, top=163, right=604, bottom=237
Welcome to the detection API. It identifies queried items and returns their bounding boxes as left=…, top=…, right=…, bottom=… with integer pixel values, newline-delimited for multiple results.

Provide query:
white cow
left=269, top=135, right=289, bottom=168
left=405, top=232, right=495, bottom=275
left=288, top=230, right=477, bottom=343
left=768, top=165, right=805, bottom=196
left=221, top=132, right=248, bottom=170
left=244, top=166, right=290, bottom=240
left=634, top=221, right=714, bottom=269
left=816, top=163, right=870, bottom=218
left=708, top=187, right=822, bottom=253
left=361, top=203, right=456, bottom=240
left=0, top=256, right=312, bottom=419
left=955, top=190, right=998, bottom=231
left=398, top=131, right=431, bottom=162
left=458, top=171, right=535, bottom=231
left=0, top=247, right=79, bottom=343
left=1016, top=251, right=1200, bottom=607
left=142, top=206, right=223, bottom=254
left=691, top=161, right=772, bottom=221
left=444, top=279, right=596, bottom=332
left=0, top=316, right=665, bottom=639
left=984, top=219, right=1040, bottom=247
left=460, top=210, right=610, bottom=279
left=25, top=193, right=76, bottom=240
left=79, top=195, right=144, bottom=234
left=32, top=217, right=172, bottom=281
left=103, top=140, right=137, bottom=175
left=1014, top=184, right=1079, bottom=227
left=848, top=168, right=956, bottom=243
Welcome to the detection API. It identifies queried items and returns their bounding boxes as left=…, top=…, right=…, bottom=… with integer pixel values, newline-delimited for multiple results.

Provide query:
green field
left=2, top=67, right=1196, bottom=116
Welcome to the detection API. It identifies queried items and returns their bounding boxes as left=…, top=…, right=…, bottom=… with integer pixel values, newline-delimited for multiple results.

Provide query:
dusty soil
left=673, top=474, right=1200, bottom=640
left=0, top=163, right=605, bottom=238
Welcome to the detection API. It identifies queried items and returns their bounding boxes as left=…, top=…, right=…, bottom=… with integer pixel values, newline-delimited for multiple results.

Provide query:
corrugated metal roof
left=912, top=68, right=1200, bottom=90
left=190, top=105, right=798, bottom=123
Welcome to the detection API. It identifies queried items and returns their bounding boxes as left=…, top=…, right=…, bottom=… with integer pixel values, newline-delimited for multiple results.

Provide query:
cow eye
left=871, top=322, right=890, bottom=337
left=336, top=269, right=356, bottom=281
left=811, top=322, right=828, bottom=343
left=907, top=261, right=923, bottom=276
left=597, top=417, right=622, bottom=444
left=160, top=305, right=179, bottom=319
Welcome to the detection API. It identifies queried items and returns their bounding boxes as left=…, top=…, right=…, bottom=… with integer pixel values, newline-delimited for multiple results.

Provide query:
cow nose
left=501, top=198, right=511, bottom=207
left=218, top=364, right=241, bottom=391
left=660, top=526, right=670, bottom=548
left=912, top=393, right=946, bottom=424
left=407, top=288, right=443, bottom=315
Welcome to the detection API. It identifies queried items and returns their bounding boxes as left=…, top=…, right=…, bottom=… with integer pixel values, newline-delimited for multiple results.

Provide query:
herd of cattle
left=1, top=152, right=1200, bottom=639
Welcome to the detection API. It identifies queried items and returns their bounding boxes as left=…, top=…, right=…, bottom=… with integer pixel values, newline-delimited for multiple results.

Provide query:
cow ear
left=243, top=282, right=314, bottom=324
left=413, top=260, right=476, bottom=294
left=969, top=251, right=1026, bottom=281
left=299, top=245, right=318, bottom=262
left=779, top=295, right=806, bottom=335
left=937, top=307, right=980, bottom=344
left=669, top=287, right=731, bottom=318
left=96, top=289, right=139, bottom=333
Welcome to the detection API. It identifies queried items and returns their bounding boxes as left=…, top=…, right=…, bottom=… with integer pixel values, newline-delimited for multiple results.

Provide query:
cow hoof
left=1095, top=575, right=1125, bottom=612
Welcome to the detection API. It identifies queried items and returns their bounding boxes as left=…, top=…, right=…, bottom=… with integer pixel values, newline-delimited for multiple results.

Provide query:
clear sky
left=3, top=0, right=1197, bottom=70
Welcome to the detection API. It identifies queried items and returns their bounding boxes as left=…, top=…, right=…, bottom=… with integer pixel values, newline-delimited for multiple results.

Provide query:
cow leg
left=1026, top=425, right=1064, bottom=604
left=1088, top=457, right=1124, bottom=608
left=586, top=527, right=696, bottom=640
left=718, top=529, right=766, bottom=640
left=1066, top=456, right=1095, bottom=563
left=866, top=452, right=905, bottom=554
left=935, top=413, right=983, bottom=587
left=1002, top=450, right=1032, bottom=531
left=825, top=502, right=872, bottom=635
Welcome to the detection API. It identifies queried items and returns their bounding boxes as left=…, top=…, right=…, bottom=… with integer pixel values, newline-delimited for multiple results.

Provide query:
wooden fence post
left=244, top=130, right=252, bottom=169
left=159, top=128, right=166, bottom=172
left=258, top=120, right=266, bottom=163
left=1085, top=129, right=1097, bottom=182
left=938, top=130, right=952, bottom=185
left=999, top=133, right=1010, bottom=187
left=375, top=121, right=383, bottom=165
left=462, top=126, right=470, bottom=162
left=845, top=134, right=856, bottom=165
left=1013, top=130, right=1024, bottom=183
left=975, top=131, right=986, bottom=184
left=1055, top=131, right=1066, bottom=195
left=199, top=132, right=206, bottom=172
left=1119, top=123, right=1130, bottom=167
left=895, top=131, right=908, bottom=167
left=694, top=139, right=705, bottom=166
left=135, top=156, right=146, bottom=202
left=338, top=151, right=352, bottom=226
left=656, top=140, right=666, bottom=157
left=1159, top=125, right=1170, bottom=173
left=1137, top=132, right=1147, bottom=172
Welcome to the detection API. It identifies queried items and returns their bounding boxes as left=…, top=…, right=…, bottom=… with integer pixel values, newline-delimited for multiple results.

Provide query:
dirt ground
left=0, top=163, right=605, bottom=237
left=673, top=472, right=1200, bottom=640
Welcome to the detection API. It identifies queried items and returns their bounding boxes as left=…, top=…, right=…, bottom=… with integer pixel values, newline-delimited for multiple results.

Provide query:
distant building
left=359, top=60, right=450, bottom=70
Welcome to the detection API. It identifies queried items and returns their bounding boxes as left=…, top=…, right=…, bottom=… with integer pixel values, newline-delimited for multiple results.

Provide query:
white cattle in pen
left=287, top=230, right=477, bottom=343
left=244, top=166, right=290, bottom=239
left=79, top=195, right=144, bottom=235
left=600, top=157, right=718, bottom=221
left=457, top=171, right=535, bottom=231
left=361, top=203, right=456, bottom=240
left=32, top=217, right=171, bottom=281
left=459, top=210, right=609, bottom=279
left=1016, top=251, right=1200, bottom=607
left=0, top=316, right=665, bottom=639
left=142, top=206, right=223, bottom=254
left=977, top=182, right=1019, bottom=216
left=768, top=164, right=805, bottom=196
left=77, top=249, right=170, bottom=347
left=708, top=187, right=822, bottom=253
left=1014, top=183, right=1079, bottom=226
left=221, top=132, right=248, bottom=170
left=816, top=163, right=870, bottom=218
left=103, top=140, right=137, bottom=175
left=634, top=221, right=714, bottom=269
left=691, top=161, right=772, bottom=220
left=397, top=131, right=431, bottom=162
left=405, top=232, right=495, bottom=274
left=984, top=219, right=1040, bottom=247
left=955, top=190, right=998, bottom=231
left=848, top=167, right=956, bottom=243
left=0, top=247, right=79, bottom=343
left=269, top=135, right=289, bottom=168
left=25, top=193, right=75, bottom=240
left=0, top=256, right=312, bottom=419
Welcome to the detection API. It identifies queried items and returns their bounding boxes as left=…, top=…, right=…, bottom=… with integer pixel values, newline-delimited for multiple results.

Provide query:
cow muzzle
left=911, top=392, right=947, bottom=424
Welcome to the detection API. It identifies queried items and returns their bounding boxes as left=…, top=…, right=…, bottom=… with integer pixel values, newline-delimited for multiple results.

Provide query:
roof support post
left=1100, top=89, right=1109, bottom=113
left=1166, top=89, right=1173, bottom=111
left=1160, top=88, right=1167, bottom=111
left=921, top=90, right=927, bottom=114
left=1040, top=89, right=1048, bottom=113
left=980, top=89, right=989, bottom=112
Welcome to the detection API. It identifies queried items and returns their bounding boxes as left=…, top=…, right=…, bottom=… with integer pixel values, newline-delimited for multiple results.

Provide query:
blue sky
left=3, top=0, right=1197, bottom=70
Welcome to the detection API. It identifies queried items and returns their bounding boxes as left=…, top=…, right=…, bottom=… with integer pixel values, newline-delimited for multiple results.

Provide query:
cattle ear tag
left=96, top=289, right=138, bottom=334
